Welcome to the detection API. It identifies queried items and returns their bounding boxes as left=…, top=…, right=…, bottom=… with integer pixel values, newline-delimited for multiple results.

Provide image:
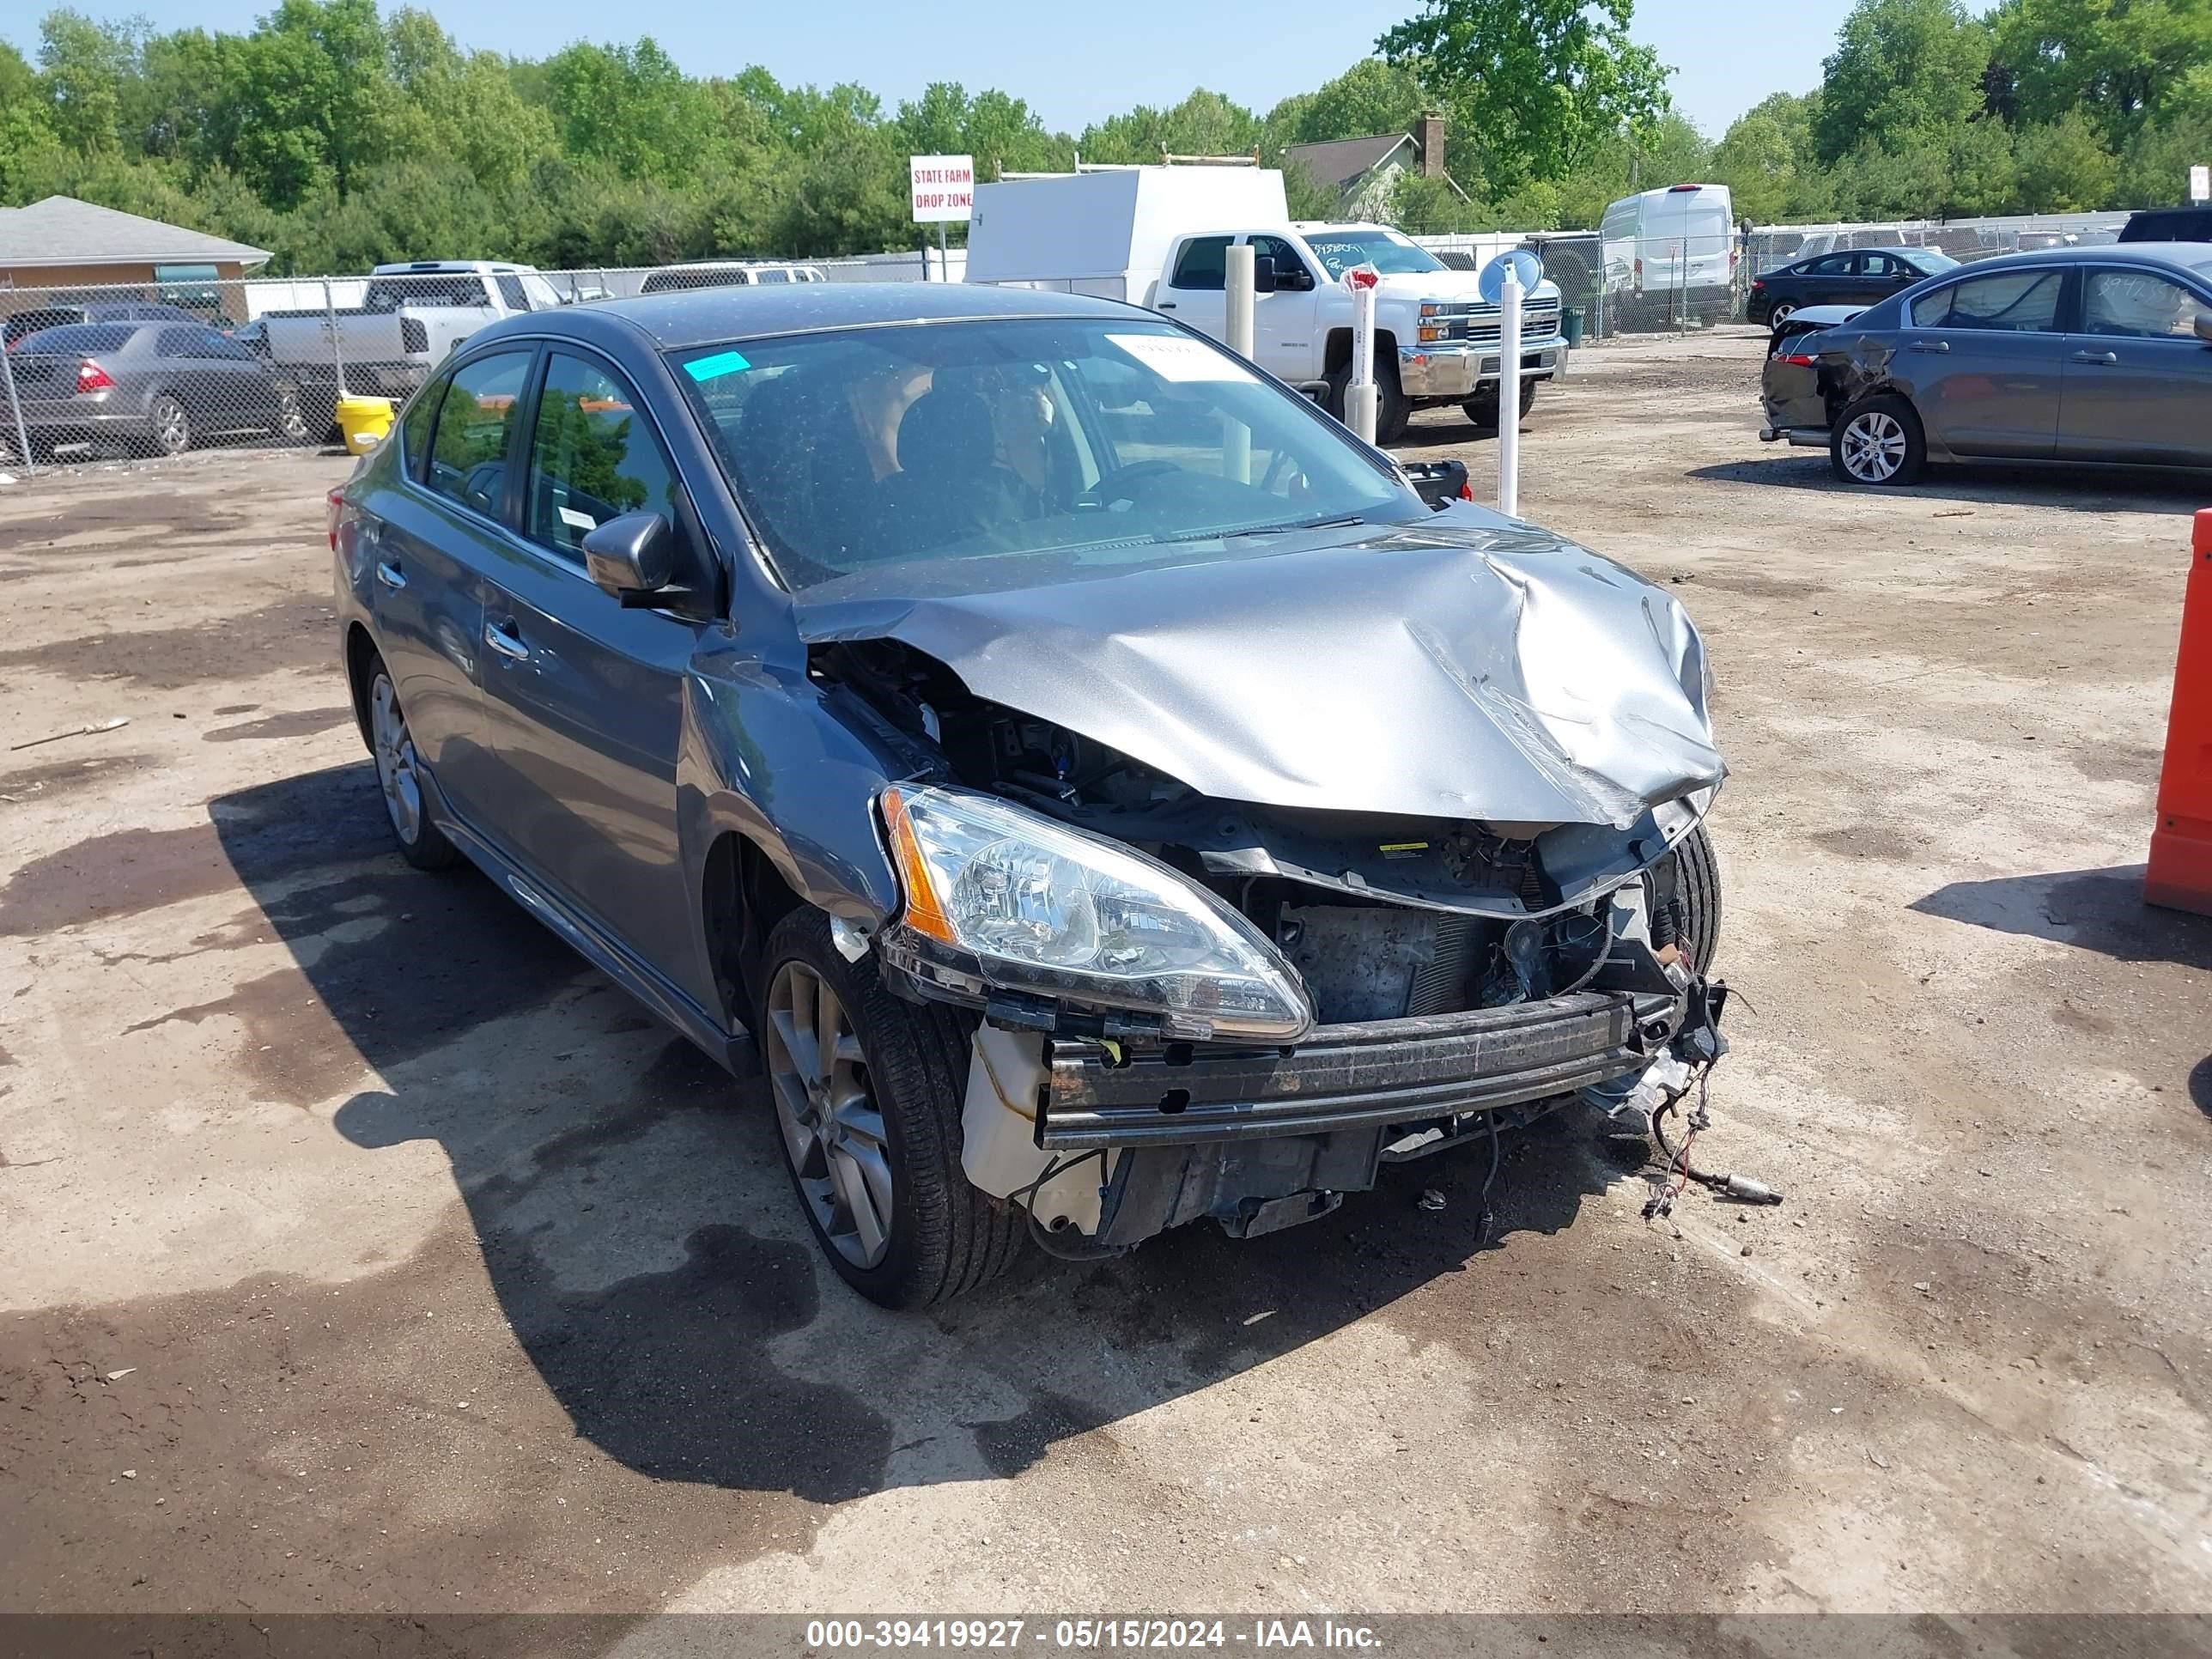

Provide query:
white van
left=639, top=261, right=830, bottom=294
left=1599, top=185, right=1737, bottom=326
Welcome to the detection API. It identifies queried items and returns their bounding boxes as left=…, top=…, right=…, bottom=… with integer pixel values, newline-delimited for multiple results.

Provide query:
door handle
left=374, top=561, right=406, bottom=590
left=1905, top=339, right=1949, bottom=353
left=483, top=620, right=531, bottom=662
left=2071, top=349, right=2118, bottom=365
left=1158, top=301, right=1176, bottom=309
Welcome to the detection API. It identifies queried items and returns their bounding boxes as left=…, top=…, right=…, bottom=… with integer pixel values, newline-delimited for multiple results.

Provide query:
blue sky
left=2, top=0, right=1859, bottom=142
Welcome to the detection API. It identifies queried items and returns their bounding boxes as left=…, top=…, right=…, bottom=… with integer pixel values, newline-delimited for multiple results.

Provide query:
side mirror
left=1252, top=253, right=1279, bottom=295
left=581, top=511, right=675, bottom=600
left=2197, top=312, right=2212, bottom=345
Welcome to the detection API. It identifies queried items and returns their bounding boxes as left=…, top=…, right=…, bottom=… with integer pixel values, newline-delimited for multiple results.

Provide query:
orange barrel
left=2146, top=508, right=2212, bottom=915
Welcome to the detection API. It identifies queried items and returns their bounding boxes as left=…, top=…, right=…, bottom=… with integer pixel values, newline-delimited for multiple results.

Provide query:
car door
left=1156, top=235, right=1231, bottom=342
left=475, top=347, right=715, bottom=1008
left=1800, top=252, right=1861, bottom=307
left=361, top=348, right=534, bottom=828
left=1857, top=253, right=1919, bottom=306
left=2057, top=264, right=2212, bottom=467
left=1246, top=234, right=1320, bottom=382
left=1899, top=265, right=2069, bottom=459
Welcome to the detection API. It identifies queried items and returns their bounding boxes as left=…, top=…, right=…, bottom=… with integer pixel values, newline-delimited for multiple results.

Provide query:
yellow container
left=335, top=395, right=395, bottom=456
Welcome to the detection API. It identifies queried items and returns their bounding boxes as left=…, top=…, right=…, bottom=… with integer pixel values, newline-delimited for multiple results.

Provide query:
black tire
left=1462, top=377, right=1538, bottom=431
left=362, top=653, right=462, bottom=872
left=145, top=392, right=191, bottom=457
left=757, top=907, right=1022, bottom=1309
left=1324, top=358, right=1407, bottom=446
left=1830, top=392, right=1925, bottom=486
left=1666, top=823, right=1723, bottom=975
left=1375, top=357, right=1409, bottom=445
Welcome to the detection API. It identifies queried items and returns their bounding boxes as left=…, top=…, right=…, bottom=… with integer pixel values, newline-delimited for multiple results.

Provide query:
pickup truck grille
left=1437, top=306, right=1561, bottom=345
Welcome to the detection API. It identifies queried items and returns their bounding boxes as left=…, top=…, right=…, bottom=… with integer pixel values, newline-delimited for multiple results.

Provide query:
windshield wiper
left=1157, top=514, right=1368, bottom=545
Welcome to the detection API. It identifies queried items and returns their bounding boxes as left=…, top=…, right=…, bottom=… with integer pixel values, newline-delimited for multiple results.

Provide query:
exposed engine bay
left=815, top=635, right=1705, bottom=1033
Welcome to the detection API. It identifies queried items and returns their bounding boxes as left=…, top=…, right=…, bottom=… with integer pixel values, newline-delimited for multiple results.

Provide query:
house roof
left=1282, top=135, right=1415, bottom=191
left=0, top=197, right=271, bottom=272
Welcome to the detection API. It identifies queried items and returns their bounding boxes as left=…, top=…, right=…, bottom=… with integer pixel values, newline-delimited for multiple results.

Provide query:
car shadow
left=1910, top=865, right=2212, bottom=972
left=212, top=762, right=1635, bottom=1502
left=1690, top=454, right=2212, bottom=514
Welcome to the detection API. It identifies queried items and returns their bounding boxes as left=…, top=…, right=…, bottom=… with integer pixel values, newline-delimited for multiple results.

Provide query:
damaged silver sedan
left=329, top=283, right=1729, bottom=1307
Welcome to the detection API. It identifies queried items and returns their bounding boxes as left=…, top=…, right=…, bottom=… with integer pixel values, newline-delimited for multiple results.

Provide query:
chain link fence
left=0, top=253, right=968, bottom=475
left=0, top=215, right=2143, bottom=475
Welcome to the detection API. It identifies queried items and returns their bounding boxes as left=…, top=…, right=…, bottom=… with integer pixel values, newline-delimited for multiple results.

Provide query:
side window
left=1170, top=236, right=1231, bottom=291
left=1862, top=253, right=1895, bottom=277
left=155, top=326, right=200, bottom=356
left=1805, top=254, right=1856, bottom=276
left=400, top=374, right=444, bottom=477
left=494, top=275, right=529, bottom=311
left=755, top=268, right=792, bottom=284
left=425, top=351, right=532, bottom=517
left=1248, top=235, right=1312, bottom=287
left=525, top=352, right=684, bottom=565
left=200, top=328, right=250, bottom=360
left=2082, top=270, right=2207, bottom=339
left=1917, top=269, right=2063, bottom=333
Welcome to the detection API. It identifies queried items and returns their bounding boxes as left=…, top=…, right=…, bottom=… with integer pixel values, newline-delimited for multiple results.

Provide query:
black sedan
left=1759, top=243, right=2212, bottom=485
left=1747, top=246, right=1960, bottom=328
left=6, top=319, right=304, bottom=457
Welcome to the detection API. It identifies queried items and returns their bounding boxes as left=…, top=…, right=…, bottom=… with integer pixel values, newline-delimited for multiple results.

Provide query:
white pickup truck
left=964, top=168, right=1566, bottom=443
left=261, top=260, right=564, bottom=417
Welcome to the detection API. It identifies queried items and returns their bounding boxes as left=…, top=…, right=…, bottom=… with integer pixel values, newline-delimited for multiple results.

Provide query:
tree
left=1710, top=93, right=1817, bottom=223
left=1265, top=58, right=1427, bottom=150
left=1990, top=0, right=2212, bottom=148
left=35, top=9, right=142, bottom=152
left=1377, top=0, right=1669, bottom=191
left=2012, top=110, right=2121, bottom=209
left=1079, top=89, right=1263, bottom=163
left=1812, top=0, right=1990, bottom=166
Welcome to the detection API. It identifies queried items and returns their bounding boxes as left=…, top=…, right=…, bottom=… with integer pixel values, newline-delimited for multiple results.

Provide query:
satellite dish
left=1478, top=249, right=1544, bottom=303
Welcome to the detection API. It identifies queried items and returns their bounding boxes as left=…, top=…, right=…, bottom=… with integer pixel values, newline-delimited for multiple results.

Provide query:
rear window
left=15, top=323, right=138, bottom=355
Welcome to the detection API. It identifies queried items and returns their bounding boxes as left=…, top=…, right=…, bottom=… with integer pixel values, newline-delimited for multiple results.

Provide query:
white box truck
left=1598, top=184, right=1738, bottom=328
left=966, top=167, right=1565, bottom=443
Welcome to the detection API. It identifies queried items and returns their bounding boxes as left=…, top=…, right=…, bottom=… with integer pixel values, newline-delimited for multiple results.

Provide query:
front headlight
left=880, top=785, right=1314, bottom=1042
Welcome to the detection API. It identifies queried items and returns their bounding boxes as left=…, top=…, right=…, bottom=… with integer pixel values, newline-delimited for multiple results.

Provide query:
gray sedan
left=1759, top=243, right=2212, bottom=484
left=331, top=283, right=1733, bottom=1305
left=5, top=319, right=304, bottom=458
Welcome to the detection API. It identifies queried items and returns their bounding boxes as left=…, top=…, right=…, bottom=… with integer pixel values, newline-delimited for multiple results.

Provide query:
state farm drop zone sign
left=909, top=155, right=975, bottom=222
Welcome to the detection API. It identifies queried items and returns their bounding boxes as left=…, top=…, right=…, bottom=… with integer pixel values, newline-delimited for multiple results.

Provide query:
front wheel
left=1830, top=392, right=1926, bottom=486
left=757, top=908, right=1022, bottom=1308
left=1462, top=377, right=1539, bottom=430
left=1665, top=823, right=1723, bottom=975
left=1324, top=359, right=1408, bottom=446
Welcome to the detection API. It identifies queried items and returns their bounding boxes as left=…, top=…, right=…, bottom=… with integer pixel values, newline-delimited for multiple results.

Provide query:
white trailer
left=964, top=167, right=1291, bottom=304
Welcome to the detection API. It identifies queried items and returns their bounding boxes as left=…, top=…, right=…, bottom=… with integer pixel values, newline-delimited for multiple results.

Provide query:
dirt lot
left=2, top=327, right=2209, bottom=1626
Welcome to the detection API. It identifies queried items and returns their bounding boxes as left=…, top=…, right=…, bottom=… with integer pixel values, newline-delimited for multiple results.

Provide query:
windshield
left=1910, top=250, right=1960, bottom=273
left=675, top=317, right=1419, bottom=592
left=1303, top=230, right=1447, bottom=279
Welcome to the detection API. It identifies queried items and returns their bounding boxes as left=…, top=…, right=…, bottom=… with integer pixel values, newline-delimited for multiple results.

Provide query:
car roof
left=1926, top=242, right=2211, bottom=276
left=572, top=281, right=1147, bottom=349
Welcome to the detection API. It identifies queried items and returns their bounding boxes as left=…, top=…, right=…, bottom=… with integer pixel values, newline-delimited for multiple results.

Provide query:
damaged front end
left=803, top=521, right=1733, bottom=1250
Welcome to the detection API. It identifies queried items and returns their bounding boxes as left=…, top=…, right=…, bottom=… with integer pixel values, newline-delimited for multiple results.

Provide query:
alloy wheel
left=369, top=673, right=424, bottom=845
left=1769, top=301, right=1795, bottom=328
left=151, top=395, right=190, bottom=455
left=764, top=960, right=895, bottom=1269
left=1839, top=410, right=1907, bottom=483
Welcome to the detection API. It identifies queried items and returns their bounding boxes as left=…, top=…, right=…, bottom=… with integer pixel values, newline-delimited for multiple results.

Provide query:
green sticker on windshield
left=684, top=350, right=751, bottom=382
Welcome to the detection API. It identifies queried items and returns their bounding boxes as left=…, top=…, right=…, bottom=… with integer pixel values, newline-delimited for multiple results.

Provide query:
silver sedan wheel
left=150, top=394, right=190, bottom=455
left=369, top=672, right=424, bottom=846
left=765, top=960, right=894, bottom=1270
left=1839, top=409, right=1908, bottom=483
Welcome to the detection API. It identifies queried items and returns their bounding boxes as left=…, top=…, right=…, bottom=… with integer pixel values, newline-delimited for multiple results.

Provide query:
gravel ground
left=1, top=326, right=2208, bottom=1628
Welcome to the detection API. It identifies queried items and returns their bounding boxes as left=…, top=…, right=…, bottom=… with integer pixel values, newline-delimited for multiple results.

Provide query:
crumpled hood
left=796, top=513, right=1723, bottom=830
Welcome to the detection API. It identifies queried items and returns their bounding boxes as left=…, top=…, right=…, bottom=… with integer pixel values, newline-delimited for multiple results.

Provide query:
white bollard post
left=1498, top=262, right=1522, bottom=518
left=1224, top=243, right=1255, bottom=483
left=1347, top=274, right=1378, bottom=445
